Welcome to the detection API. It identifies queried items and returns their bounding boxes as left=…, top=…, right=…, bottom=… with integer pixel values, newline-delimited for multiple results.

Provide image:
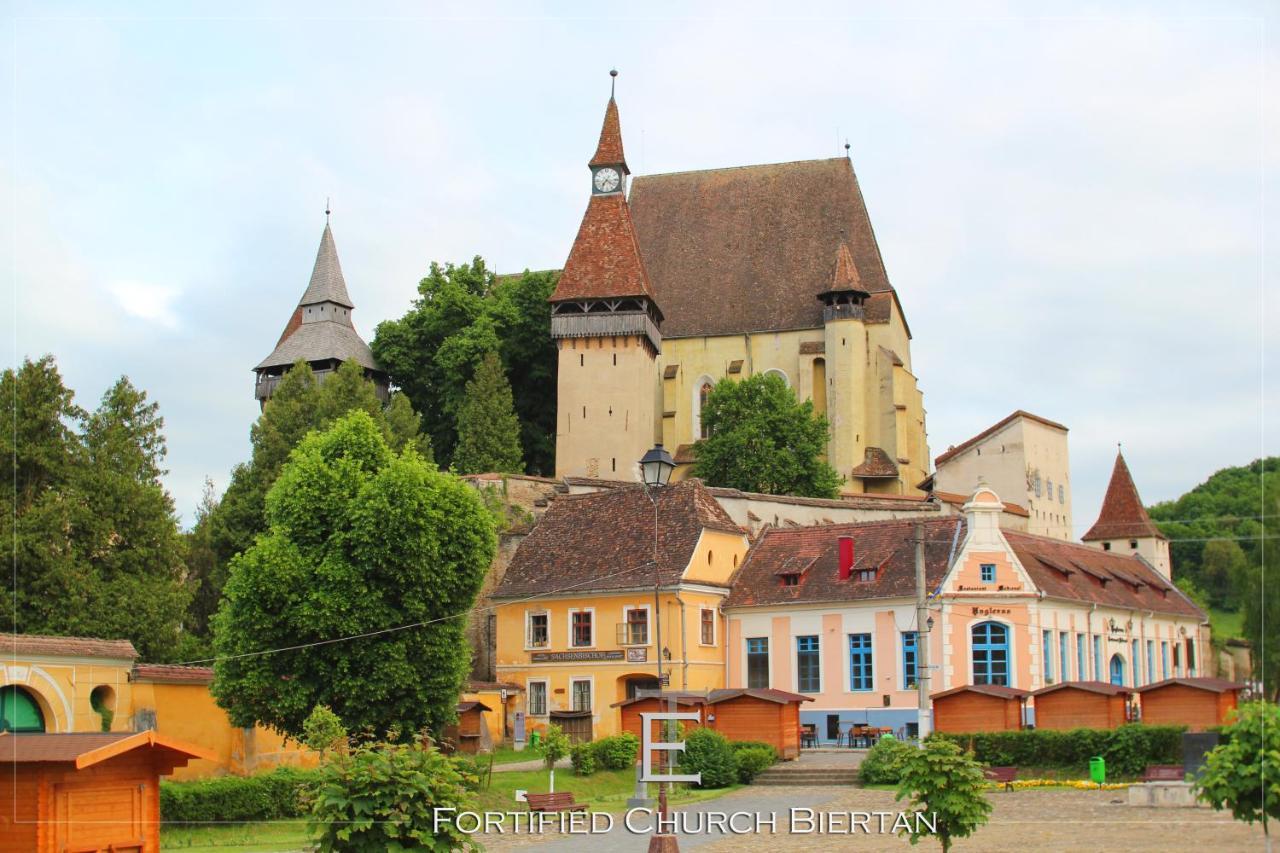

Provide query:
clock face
left=593, top=167, right=621, bottom=193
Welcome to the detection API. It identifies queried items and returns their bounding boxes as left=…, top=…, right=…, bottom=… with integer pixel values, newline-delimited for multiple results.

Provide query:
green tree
left=211, top=411, right=496, bottom=740
left=302, top=705, right=347, bottom=759
left=184, top=478, right=223, bottom=639
left=896, top=739, right=992, bottom=852
left=1241, top=497, right=1280, bottom=699
left=0, top=360, right=190, bottom=661
left=452, top=351, right=524, bottom=475
left=1200, top=539, right=1251, bottom=612
left=372, top=261, right=558, bottom=473
left=540, top=724, right=570, bottom=772
left=1196, top=701, right=1280, bottom=838
left=691, top=374, right=842, bottom=498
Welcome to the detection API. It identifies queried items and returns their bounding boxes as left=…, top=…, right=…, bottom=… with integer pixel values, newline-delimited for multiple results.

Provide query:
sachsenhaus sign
left=530, top=650, right=625, bottom=662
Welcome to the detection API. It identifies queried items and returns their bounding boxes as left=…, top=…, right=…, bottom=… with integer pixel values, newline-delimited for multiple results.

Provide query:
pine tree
left=452, top=351, right=524, bottom=475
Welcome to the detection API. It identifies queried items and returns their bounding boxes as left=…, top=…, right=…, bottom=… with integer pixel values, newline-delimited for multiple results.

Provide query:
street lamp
left=640, top=444, right=675, bottom=487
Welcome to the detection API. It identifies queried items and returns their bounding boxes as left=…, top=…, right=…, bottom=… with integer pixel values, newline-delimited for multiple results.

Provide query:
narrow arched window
left=699, top=381, right=714, bottom=439
left=972, top=621, right=1009, bottom=686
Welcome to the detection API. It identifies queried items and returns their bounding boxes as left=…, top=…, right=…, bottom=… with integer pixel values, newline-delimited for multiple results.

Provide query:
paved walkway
left=492, top=756, right=572, bottom=773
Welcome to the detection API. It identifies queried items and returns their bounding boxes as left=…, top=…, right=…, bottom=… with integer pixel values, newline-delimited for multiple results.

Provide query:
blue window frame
left=1060, top=632, right=1070, bottom=681
left=902, top=631, right=918, bottom=689
left=1146, top=641, right=1155, bottom=687
left=1131, top=639, right=1141, bottom=686
left=797, top=635, right=821, bottom=693
left=1093, top=635, right=1103, bottom=681
left=1043, top=629, right=1054, bottom=683
left=973, top=622, right=1009, bottom=686
left=1187, top=639, right=1197, bottom=677
left=849, top=633, right=873, bottom=691
left=1076, top=634, right=1086, bottom=681
left=1109, top=654, right=1126, bottom=686
left=980, top=563, right=996, bottom=583
left=1161, top=641, right=1170, bottom=680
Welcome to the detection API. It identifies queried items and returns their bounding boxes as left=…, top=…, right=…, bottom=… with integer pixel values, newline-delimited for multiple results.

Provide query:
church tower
left=550, top=79, right=663, bottom=481
left=253, top=214, right=388, bottom=408
left=1081, top=450, right=1172, bottom=578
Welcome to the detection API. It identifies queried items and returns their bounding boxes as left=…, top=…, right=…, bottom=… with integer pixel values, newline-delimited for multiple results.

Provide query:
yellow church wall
left=682, top=529, right=750, bottom=586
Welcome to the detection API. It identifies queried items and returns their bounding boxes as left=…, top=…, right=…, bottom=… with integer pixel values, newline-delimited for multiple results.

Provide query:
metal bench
left=1141, top=765, right=1185, bottom=782
left=526, top=792, right=587, bottom=813
left=984, top=766, right=1018, bottom=791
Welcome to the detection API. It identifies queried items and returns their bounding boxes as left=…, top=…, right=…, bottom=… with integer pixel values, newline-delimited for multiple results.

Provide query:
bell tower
left=550, top=73, right=663, bottom=481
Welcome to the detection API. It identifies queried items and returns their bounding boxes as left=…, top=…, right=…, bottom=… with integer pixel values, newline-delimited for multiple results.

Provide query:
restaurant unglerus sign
left=530, top=650, right=625, bottom=662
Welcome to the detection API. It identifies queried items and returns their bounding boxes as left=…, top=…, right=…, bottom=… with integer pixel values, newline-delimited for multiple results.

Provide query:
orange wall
left=1141, top=686, right=1238, bottom=731
left=934, top=693, right=1022, bottom=733
left=1034, top=691, right=1127, bottom=730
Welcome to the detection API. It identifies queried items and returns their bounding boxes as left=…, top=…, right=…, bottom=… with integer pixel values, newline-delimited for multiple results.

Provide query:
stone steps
left=752, top=767, right=860, bottom=786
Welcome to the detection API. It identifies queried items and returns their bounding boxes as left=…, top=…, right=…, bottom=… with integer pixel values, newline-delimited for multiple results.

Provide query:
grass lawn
left=1209, top=606, right=1244, bottom=641
left=484, top=744, right=544, bottom=765
left=161, top=820, right=311, bottom=851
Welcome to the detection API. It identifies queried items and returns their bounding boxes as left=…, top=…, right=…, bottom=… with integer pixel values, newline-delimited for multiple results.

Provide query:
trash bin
left=1089, top=756, right=1106, bottom=786
left=529, top=730, right=541, bottom=750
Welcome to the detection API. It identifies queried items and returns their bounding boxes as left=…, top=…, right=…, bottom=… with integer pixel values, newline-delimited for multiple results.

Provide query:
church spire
left=299, top=220, right=354, bottom=309
left=1081, top=450, right=1167, bottom=542
left=829, top=241, right=866, bottom=294
left=589, top=71, right=627, bottom=171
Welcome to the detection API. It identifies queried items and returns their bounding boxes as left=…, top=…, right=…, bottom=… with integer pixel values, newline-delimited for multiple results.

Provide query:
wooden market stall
left=1137, top=677, right=1245, bottom=731
left=0, top=730, right=215, bottom=853
left=612, top=693, right=708, bottom=742
left=931, top=684, right=1029, bottom=733
left=706, top=688, right=811, bottom=759
left=1031, top=681, right=1133, bottom=730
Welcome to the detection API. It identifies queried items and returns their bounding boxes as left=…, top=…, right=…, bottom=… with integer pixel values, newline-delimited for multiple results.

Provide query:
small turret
left=1082, top=450, right=1171, bottom=578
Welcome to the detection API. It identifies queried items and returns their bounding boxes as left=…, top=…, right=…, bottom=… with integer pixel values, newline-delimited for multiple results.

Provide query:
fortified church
left=551, top=86, right=929, bottom=495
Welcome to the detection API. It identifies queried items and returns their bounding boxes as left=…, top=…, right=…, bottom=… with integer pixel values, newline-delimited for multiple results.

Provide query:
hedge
left=930, top=724, right=1186, bottom=777
left=160, top=766, right=321, bottom=823
left=571, top=733, right=639, bottom=776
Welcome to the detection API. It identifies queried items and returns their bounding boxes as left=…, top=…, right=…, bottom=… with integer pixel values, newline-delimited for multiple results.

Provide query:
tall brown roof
left=1004, top=530, right=1200, bottom=618
left=1081, top=452, right=1166, bottom=541
left=725, top=517, right=965, bottom=608
left=589, top=97, right=627, bottom=169
left=1, top=633, right=137, bottom=660
left=628, top=158, right=897, bottom=338
left=549, top=192, right=657, bottom=304
left=492, top=479, right=743, bottom=598
left=935, top=410, right=1069, bottom=466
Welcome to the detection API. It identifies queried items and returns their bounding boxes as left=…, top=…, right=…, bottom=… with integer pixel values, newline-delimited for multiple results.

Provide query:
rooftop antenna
left=610, top=68, right=618, bottom=98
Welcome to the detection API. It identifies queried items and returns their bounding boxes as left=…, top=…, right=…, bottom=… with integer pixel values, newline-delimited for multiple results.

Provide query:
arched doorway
left=1109, top=654, right=1126, bottom=687
left=618, top=673, right=660, bottom=702
left=0, top=685, right=46, bottom=732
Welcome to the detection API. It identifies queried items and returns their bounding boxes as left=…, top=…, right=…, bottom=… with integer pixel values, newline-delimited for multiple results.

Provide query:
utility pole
left=914, top=522, right=933, bottom=741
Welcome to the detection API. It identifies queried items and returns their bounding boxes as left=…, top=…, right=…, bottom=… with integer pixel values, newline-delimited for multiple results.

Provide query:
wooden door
left=554, top=714, right=593, bottom=744
left=52, top=780, right=146, bottom=853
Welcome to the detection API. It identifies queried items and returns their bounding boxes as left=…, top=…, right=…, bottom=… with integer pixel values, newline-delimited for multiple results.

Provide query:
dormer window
left=856, top=568, right=876, bottom=583
left=781, top=574, right=799, bottom=587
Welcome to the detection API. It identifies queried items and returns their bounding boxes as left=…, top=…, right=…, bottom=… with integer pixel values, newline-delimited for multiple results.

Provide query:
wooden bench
left=983, top=766, right=1018, bottom=791
left=526, top=792, right=587, bottom=813
left=1141, top=765, right=1185, bottom=782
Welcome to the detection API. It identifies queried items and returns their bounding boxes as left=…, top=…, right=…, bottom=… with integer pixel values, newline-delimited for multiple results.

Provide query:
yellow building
left=490, top=479, right=749, bottom=740
left=0, top=634, right=314, bottom=780
left=550, top=89, right=929, bottom=495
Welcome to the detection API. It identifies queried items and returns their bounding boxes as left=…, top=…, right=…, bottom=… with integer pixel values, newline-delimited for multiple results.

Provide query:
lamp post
left=639, top=444, right=675, bottom=836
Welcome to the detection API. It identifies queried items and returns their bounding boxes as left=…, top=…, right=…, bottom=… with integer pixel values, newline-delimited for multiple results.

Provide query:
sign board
left=659, top=673, right=671, bottom=686
left=531, top=650, right=625, bottom=663
left=626, top=647, right=649, bottom=663
left=513, top=710, right=526, bottom=742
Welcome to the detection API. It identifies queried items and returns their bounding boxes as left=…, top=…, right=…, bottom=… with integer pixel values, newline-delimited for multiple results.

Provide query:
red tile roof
left=725, top=517, right=965, bottom=608
left=935, top=410, right=1069, bottom=466
left=1136, top=677, right=1245, bottom=695
left=132, top=664, right=214, bottom=684
left=628, top=158, right=898, bottom=338
left=819, top=242, right=867, bottom=297
left=931, top=490, right=1031, bottom=518
left=493, top=479, right=743, bottom=598
left=850, top=447, right=898, bottom=479
left=1081, top=452, right=1166, bottom=541
left=589, top=97, right=627, bottom=169
left=1032, top=680, right=1132, bottom=697
left=932, top=684, right=1029, bottom=700
left=550, top=193, right=657, bottom=304
left=1, top=633, right=137, bottom=660
left=1004, top=530, right=1201, bottom=618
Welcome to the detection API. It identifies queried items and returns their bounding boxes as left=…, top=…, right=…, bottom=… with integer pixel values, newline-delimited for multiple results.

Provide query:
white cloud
left=107, top=281, right=181, bottom=329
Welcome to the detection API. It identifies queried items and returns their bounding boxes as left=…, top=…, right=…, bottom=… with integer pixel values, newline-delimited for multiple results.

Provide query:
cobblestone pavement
left=476, top=785, right=1266, bottom=852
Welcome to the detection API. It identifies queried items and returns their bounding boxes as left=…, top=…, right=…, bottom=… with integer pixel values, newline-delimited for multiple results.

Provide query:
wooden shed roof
left=931, top=684, right=1030, bottom=701
left=0, top=731, right=216, bottom=769
left=1137, top=677, right=1246, bottom=695
left=1032, top=680, right=1132, bottom=697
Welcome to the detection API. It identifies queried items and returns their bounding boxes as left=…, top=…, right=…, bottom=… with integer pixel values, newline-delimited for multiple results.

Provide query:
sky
left=3, top=0, right=1277, bottom=531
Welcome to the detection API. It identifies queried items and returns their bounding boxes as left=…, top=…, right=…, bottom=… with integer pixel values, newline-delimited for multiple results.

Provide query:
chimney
left=838, top=536, right=855, bottom=580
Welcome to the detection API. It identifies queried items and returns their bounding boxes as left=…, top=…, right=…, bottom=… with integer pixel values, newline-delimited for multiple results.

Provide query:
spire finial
left=844, top=139, right=851, bottom=158
left=325, top=197, right=331, bottom=222
left=609, top=68, right=618, bottom=98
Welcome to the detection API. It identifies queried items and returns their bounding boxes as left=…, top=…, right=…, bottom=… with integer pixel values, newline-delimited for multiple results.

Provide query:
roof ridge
left=633, top=156, right=850, bottom=181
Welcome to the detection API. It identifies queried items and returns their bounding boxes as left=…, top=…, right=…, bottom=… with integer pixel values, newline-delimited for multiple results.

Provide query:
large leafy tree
left=1, top=358, right=190, bottom=660
left=211, top=411, right=497, bottom=740
left=372, top=260, right=557, bottom=473
left=691, top=373, right=842, bottom=498
left=1196, top=701, right=1280, bottom=837
left=452, top=351, right=524, bottom=475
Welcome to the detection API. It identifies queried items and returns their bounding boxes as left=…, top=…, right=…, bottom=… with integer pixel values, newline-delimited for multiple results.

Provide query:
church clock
left=592, top=166, right=621, bottom=194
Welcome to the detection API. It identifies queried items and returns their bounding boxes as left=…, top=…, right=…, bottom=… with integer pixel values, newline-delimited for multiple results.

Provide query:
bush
left=160, top=766, right=319, bottom=823
left=680, top=728, right=737, bottom=788
left=310, top=738, right=478, bottom=852
left=1196, top=701, right=1280, bottom=835
left=896, top=739, right=992, bottom=852
left=595, top=732, right=640, bottom=770
left=570, top=742, right=598, bottom=776
left=728, top=740, right=778, bottom=758
left=540, top=725, right=570, bottom=771
left=733, top=746, right=776, bottom=783
left=860, top=736, right=916, bottom=784
left=930, top=724, right=1185, bottom=777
